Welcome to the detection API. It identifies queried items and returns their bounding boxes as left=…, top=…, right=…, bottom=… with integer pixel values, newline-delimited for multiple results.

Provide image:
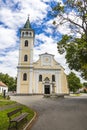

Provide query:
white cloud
left=0, top=50, right=18, bottom=77
left=0, top=8, right=14, bottom=28
left=0, top=0, right=81, bottom=79
left=19, top=0, right=48, bottom=21
left=0, top=26, right=18, bottom=50
left=34, top=33, right=57, bottom=58
left=0, top=0, right=49, bottom=77
left=0, top=0, right=48, bottom=29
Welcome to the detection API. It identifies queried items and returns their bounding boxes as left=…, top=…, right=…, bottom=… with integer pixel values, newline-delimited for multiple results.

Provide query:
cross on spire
left=28, top=14, right=30, bottom=20
left=24, top=15, right=31, bottom=29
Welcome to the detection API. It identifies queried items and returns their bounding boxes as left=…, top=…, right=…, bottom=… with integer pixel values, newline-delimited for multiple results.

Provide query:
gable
left=33, top=53, right=63, bottom=70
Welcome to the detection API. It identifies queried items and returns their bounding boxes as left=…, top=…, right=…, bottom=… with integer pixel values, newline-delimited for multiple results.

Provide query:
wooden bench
left=7, top=108, right=28, bottom=130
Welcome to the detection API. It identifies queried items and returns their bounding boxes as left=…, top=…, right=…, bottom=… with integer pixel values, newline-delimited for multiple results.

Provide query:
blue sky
left=0, top=0, right=84, bottom=81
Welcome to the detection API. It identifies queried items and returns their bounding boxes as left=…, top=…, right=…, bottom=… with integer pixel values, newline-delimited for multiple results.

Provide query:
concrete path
left=11, top=95, right=87, bottom=130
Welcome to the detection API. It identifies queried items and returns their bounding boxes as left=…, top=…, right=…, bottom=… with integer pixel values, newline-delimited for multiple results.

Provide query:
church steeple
left=17, top=16, right=34, bottom=94
left=24, top=16, right=31, bottom=29
left=20, top=16, right=34, bottom=38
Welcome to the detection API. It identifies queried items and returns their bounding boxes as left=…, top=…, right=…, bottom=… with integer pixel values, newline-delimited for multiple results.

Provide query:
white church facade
left=17, top=17, right=69, bottom=95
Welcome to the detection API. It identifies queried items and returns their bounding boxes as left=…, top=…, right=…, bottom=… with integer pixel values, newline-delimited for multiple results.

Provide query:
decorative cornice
left=17, top=66, right=33, bottom=69
left=33, top=68, right=61, bottom=71
left=39, top=52, right=54, bottom=56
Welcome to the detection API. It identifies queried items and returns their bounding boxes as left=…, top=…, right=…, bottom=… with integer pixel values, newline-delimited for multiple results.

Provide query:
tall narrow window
left=25, top=40, right=28, bottom=46
left=52, top=75, right=55, bottom=82
left=26, top=31, right=28, bottom=35
left=39, top=75, right=42, bottom=82
left=29, top=32, right=32, bottom=36
left=22, top=32, right=24, bottom=37
left=23, top=73, right=27, bottom=81
left=24, top=55, right=28, bottom=61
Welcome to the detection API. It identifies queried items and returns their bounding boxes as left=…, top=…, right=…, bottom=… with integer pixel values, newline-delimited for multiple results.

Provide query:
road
left=11, top=95, right=87, bottom=130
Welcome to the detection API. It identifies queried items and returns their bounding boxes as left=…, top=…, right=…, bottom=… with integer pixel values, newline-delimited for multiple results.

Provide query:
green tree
left=83, top=82, right=87, bottom=88
left=52, top=0, right=87, bottom=79
left=67, top=72, right=82, bottom=92
left=0, top=73, right=16, bottom=91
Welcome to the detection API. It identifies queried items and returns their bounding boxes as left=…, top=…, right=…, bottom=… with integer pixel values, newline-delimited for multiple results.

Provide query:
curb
left=23, top=111, right=38, bottom=130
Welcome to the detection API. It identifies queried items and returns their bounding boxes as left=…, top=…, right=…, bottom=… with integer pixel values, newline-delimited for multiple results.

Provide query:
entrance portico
left=43, top=77, right=53, bottom=94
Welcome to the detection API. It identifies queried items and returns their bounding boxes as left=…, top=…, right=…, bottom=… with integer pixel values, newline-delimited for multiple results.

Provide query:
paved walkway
left=11, top=95, right=87, bottom=130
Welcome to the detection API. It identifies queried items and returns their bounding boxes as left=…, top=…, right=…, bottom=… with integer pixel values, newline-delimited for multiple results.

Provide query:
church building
left=17, top=17, right=69, bottom=95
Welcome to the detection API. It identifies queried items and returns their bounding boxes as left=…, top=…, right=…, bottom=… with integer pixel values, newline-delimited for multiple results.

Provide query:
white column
left=43, top=84, right=44, bottom=94
left=29, top=69, right=33, bottom=93
left=17, top=69, right=20, bottom=93
left=30, top=49, right=33, bottom=65
left=56, top=72, right=59, bottom=93
left=56, top=71, right=62, bottom=93
left=19, top=39, right=22, bottom=65
left=58, top=71, right=62, bottom=93
left=50, top=84, right=52, bottom=94
left=30, top=41, right=33, bottom=65
left=35, top=71, right=38, bottom=93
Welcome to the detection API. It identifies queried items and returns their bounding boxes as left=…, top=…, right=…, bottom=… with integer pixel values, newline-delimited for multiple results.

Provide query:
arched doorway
left=44, top=77, right=50, bottom=94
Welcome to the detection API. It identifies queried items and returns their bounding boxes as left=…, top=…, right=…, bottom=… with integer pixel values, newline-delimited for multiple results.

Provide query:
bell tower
left=17, top=16, right=35, bottom=94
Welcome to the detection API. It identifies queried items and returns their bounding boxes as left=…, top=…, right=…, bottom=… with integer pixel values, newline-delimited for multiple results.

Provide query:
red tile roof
left=0, top=81, right=7, bottom=87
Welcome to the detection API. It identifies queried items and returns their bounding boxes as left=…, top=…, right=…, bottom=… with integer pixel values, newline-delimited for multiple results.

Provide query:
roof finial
left=24, top=14, right=31, bottom=29
left=28, top=14, right=30, bottom=20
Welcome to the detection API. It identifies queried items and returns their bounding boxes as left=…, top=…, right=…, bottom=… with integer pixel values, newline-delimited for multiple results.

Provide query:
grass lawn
left=0, top=95, right=34, bottom=130
left=70, top=93, right=82, bottom=96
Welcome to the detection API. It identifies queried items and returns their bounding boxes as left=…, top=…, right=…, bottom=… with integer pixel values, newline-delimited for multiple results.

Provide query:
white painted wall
left=0, top=86, right=8, bottom=94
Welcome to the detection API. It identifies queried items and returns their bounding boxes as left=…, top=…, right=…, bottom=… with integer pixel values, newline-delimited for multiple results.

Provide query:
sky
left=0, top=0, right=85, bottom=82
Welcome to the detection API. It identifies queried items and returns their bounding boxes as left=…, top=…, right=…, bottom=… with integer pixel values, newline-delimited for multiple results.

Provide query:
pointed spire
left=24, top=15, right=31, bottom=29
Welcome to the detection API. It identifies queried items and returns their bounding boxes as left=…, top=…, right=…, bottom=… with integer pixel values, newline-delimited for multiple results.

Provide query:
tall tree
left=67, top=72, right=82, bottom=92
left=83, top=82, right=87, bottom=88
left=0, top=73, right=16, bottom=91
left=52, top=0, right=87, bottom=79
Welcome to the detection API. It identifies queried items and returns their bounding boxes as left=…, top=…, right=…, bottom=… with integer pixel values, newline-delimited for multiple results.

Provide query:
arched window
left=52, top=75, right=55, bottom=82
left=22, top=32, right=24, bottom=37
left=24, top=55, right=28, bottom=61
left=39, top=75, right=42, bottom=82
left=23, top=73, right=27, bottom=81
left=29, top=32, right=32, bottom=36
left=25, top=40, right=28, bottom=46
left=26, top=31, right=28, bottom=35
